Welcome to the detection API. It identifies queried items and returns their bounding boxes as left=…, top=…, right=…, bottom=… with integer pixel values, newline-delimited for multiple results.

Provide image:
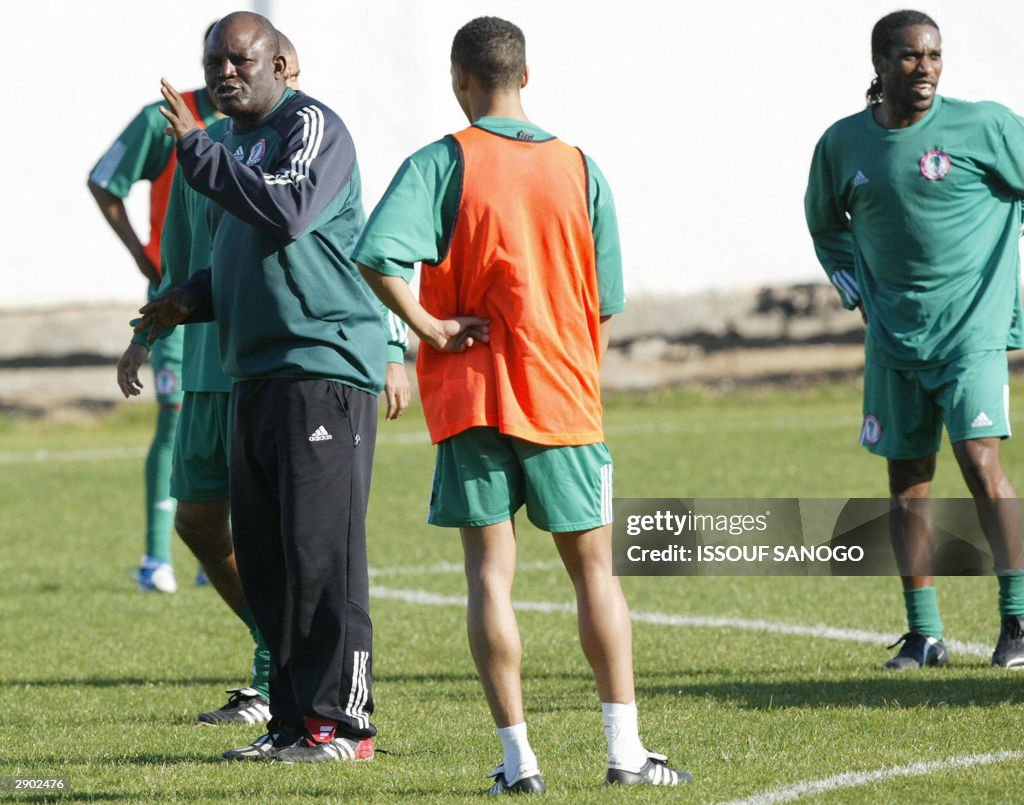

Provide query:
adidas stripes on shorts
left=428, top=426, right=614, bottom=533
left=860, top=348, right=1010, bottom=459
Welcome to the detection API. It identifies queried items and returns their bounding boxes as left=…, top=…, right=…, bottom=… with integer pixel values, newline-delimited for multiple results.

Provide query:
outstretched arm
left=163, top=79, right=354, bottom=240
left=133, top=267, right=215, bottom=342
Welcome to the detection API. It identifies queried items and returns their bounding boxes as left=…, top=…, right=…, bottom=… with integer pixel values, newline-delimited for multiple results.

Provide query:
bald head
left=212, top=11, right=279, bottom=55
left=203, top=11, right=286, bottom=126
left=203, top=19, right=219, bottom=49
left=277, top=30, right=301, bottom=90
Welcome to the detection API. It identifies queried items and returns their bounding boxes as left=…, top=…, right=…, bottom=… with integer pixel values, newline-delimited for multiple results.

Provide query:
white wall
left=3, top=0, right=1022, bottom=308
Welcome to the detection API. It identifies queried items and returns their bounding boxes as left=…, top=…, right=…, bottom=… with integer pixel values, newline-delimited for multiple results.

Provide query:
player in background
left=117, top=30, right=409, bottom=730
left=354, top=16, right=691, bottom=793
left=805, top=9, right=1024, bottom=670
left=89, top=22, right=222, bottom=593
left=132, top=10, right=397, bottom=764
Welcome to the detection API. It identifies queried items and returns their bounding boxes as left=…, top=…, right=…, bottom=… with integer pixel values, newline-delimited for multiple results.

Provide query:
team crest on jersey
left=860, top=414, right=882, bottom=446
left=155, top=368, right=178, bottom=398
left=232, top=146, right=245, bottom=162
left=246, top=139, right=267, bottom=166
left=919, top=148, right=951, bottom=180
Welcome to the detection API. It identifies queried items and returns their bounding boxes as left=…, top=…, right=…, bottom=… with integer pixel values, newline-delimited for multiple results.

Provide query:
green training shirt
left=138, top=113, right=407, bottom=390
left=89, top=91, right=219, bottom=199
left=352, top=117, right=625, bottom=316
left=806, top=96, right=1024, bottom=368
left=174, top=89, right=388, bottom=391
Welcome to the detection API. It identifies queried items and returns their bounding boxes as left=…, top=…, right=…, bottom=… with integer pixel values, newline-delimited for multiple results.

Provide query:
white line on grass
left=368, top=560, right=563, bottom=577
left=628, top=610, right=993, bottom=659
left=718, top=751, right=1024, bottom=805
left=0, top=442, right=995, bottom=660
left=0, top=431, right=431, bottom=464
left=372, top=414, right=863, bottom=445
left=0, top=446, right=146, bottom=464
left=379, top=583, right=1011, bottom=798
left=369, top=585, right=992, bottom=658
left=0, top=412, right=859, bottom=465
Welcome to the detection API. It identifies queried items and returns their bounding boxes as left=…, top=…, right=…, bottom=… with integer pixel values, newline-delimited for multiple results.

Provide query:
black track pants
left=230, top=378, right=377, bottom=738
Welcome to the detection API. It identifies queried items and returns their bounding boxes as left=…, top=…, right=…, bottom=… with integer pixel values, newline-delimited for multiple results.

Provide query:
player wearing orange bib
left=417, top=124, right=604, bottom=448
left=355, top=16, right=690, bottom=793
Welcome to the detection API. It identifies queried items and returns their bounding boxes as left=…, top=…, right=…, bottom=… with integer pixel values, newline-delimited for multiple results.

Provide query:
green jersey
left=90, top=90, right=220, bottom=274
left=805, top=96, right=1024, bottom=367
left=353, top=117, right=625, bottom=316
left=139, top=113, right=406, bottom=389
left=89, top=91, right=219, bottom=198
left=156, top=118, right=232, bottom=392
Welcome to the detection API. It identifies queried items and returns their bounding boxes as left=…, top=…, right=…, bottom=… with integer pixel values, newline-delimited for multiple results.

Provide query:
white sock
left=496, top=722, right=539, bottom=783
left=602, top=700, right=648, bottom=771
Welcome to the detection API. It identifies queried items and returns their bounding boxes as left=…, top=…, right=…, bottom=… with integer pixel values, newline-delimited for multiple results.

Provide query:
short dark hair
left=866, top=9, right=940, bottom=105
left=451, top=17, right=526, bottom=91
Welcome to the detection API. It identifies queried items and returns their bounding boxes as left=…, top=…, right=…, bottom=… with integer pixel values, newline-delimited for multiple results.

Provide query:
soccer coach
left=137, top=10, right=384, bottom=762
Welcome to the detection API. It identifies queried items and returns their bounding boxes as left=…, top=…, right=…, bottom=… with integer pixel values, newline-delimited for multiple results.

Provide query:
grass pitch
left=1, top=381, right=1023, bottom=802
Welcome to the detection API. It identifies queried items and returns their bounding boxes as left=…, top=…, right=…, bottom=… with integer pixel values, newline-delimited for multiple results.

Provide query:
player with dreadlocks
left=806, top=9, right=1024, bottom=670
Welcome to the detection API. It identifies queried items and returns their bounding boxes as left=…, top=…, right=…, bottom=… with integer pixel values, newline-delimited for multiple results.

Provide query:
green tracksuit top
left=174, top=89, right=387, bottom=393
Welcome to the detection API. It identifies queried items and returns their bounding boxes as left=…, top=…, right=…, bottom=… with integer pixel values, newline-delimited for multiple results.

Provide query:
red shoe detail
left=304, top=716, right=337, bottom=744
left=355, top=738, right=375, bottom=760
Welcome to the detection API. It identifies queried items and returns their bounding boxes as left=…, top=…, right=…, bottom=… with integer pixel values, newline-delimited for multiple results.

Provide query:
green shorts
left=861, top=350, right=1010, bottom=459
left=151, top=327, right=184, bottom=406
left=428, top=427, right=614, bottom=533
left=170, top=390, right=231, bottom=502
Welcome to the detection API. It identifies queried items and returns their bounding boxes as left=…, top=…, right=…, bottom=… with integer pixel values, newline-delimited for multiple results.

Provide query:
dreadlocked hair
left=866, top=9, right=939, bottom=106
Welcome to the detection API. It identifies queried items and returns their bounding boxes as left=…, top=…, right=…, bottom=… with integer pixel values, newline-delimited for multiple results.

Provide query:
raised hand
left=159, top=78, right=199, bottom=141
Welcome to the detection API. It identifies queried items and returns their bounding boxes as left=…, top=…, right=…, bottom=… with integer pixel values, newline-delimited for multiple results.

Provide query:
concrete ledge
left=0, top=302, right=140, bottom=363
left=0, top=285, right=874, bottom=418
left=0, top=285, right=863, bottom=363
